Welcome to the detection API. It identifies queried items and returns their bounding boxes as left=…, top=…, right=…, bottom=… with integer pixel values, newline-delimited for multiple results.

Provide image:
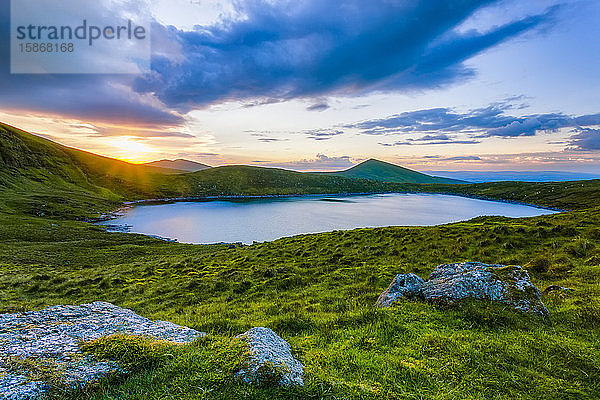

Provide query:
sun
left=109, top=136, right=156, bottom=163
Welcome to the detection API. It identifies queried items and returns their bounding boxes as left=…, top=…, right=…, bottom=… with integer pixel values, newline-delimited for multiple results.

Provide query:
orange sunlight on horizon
left=109, top=136, right=157, bottom=163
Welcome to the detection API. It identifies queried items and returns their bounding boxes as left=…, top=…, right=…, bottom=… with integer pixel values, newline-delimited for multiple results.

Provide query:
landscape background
left=2, top=0, right=600, bottom=399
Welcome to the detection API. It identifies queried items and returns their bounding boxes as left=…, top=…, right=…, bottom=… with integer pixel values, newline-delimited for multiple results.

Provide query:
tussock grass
left=2, top=208, right=600, bottom=399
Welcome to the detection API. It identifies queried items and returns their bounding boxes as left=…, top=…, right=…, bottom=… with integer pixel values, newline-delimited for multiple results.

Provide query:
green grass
left=2, top=121, right=600, bottom=399
left=2, top=209, right=600, bottom=399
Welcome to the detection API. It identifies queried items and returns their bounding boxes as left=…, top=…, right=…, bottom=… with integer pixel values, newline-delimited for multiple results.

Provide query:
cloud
left=134, top=0, right=559, bottom=111
left=443, top=156, right=482, bottom=161
left=257, top=137, right=287, bottom=143
left=254, top=154, right=355, bottom=171
left=303, top=129, right=344, bottom=141
left=306, top=102, right=330, bottom=112
left=568, top=128, right=600, bottom=151
left=349, top=104, right=600, bottom=139
left=0, top=1, right=184, bottom=128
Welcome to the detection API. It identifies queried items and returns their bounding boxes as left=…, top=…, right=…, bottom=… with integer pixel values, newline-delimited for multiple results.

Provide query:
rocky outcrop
left=376, top=273, right=425, bottom=307
left=0, top=302, right=205, bottom=399
left=236, top=327, right=304, bottom=387
left=377, top=262, right=548, bottom=316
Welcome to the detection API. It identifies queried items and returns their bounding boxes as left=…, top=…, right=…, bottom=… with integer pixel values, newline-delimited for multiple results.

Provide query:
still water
left=99, top=193, right=557, bottom=244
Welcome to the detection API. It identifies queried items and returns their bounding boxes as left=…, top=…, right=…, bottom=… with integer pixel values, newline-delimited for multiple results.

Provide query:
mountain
left=142, top=159, right=211, bottom=172
left=328, top=159, right=466, bottom=184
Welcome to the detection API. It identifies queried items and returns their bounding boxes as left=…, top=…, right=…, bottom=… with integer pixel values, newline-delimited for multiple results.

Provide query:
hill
left=173, top=165, right=395, bottom=197
left=0, top=123, right=400, bottom=217
left=0, top=122, right=188, bottom=217
left=2, top=122, right=600, bottom=217
left=142, top=159, right=211, bottom=172
left=328, top=159, right=466, bottom=184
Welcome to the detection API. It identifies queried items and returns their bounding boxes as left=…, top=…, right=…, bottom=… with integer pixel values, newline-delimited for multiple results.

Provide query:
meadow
left=1, top=122, right=600, bottom=399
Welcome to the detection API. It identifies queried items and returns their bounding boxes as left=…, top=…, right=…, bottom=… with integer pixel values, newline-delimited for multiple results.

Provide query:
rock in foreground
left=378, top=262, right=548, bottom=316
left=376, top=273, right=425, bottom=307
left=0, top=302, right=205, bottom=400
left=236, top=327, right=304, bottom=387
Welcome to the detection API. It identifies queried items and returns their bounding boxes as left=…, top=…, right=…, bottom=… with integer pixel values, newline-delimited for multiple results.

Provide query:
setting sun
left=109, top=136, right=155, bottom=162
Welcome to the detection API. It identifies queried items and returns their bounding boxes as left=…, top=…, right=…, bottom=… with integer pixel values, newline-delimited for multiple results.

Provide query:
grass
left=2, top=121, right=600, bottom=399
left=2, top=208, right=600, bottom=399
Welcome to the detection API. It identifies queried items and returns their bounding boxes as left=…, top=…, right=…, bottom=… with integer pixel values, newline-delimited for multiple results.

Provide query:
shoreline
left=91, top=192, right=565, bottom=244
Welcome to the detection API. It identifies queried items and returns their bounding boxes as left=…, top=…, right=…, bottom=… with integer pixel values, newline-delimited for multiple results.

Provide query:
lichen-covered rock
left=376, top=273, right=425, bottom=307
left=0, top=302, right=205, bottom=399
left=421, top=262, right=548, bottom=315
left=236, top=327, right=304, bottom=387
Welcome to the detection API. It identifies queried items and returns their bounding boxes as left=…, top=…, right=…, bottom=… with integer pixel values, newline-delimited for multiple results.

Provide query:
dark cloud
left=306, top=102, right=330, bottom=112
left=380, top=139, right=481, bottom=146
left=134, top=0, right=559, bottom=111
left=443, top=156, right=482, bottom=161
left=568, top=128, right=600, bottom=151
left=349, top=104, right=600, bottom=139
left=257, top=137, right=288, bottom=143
left=0, top=0, right=569, bottom=128
left=304, top=129, right=344, bottom=141
left=0, top=2, right=184, bottom=128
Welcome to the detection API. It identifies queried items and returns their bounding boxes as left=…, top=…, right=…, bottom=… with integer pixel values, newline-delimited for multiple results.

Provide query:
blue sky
left=0, top=0, right=599, bottom=172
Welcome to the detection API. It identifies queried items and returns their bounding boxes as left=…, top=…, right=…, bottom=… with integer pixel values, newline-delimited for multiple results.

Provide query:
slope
left=329, top=159, right=466, bottom=184
left=142, top=159, right=211, bottom=172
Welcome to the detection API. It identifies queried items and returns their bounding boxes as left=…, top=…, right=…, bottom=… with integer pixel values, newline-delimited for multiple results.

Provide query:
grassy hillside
left=175, top=165, right=397, bottom=197
left=0, top=122, right=194, bottom=217
left=0, top=124, right=397, bottom=217
left=327, top=159, right=465, bottom=184
left=425, top=180, right=600, bottom=211
left=142, top=159, right=211, bottom=172
left=3, top=122, right=600, bottom=216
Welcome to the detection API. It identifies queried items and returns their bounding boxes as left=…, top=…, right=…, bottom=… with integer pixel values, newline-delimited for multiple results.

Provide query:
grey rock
left=0, top=302, right=205, bottom=400
left=421, top=262, right=548, bottom=315
left=236, top=327, right=304, bottom=387
left=376, top=273, right=425, bottom=307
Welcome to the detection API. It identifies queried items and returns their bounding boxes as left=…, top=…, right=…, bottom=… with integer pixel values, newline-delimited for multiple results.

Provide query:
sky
left=1, top=0, right=599, bottom=172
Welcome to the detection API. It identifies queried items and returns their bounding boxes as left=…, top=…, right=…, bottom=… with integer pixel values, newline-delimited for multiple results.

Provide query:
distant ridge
left=143, top=159, right=211, bottom=172
left=425, top=170, right=600, bottom=183
left=328, top=159, right=466, bottom=184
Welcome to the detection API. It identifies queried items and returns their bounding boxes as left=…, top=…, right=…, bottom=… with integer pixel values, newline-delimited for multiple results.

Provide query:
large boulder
left=376, top=262, right=548, bottom=316
left=376, top=273, right=425, bottom=307
left=421, top=262, right=548, bottom=316
left=236, top=327, right=304, bottom=387
left=0, top=302, right=205, bottom=399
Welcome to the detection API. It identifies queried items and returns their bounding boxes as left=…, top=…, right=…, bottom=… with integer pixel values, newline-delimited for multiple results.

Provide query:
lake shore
left=92, top=190, right=565, bottom=224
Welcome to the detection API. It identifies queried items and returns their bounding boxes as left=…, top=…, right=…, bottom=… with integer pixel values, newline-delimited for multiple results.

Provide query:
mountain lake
left=98, top=193, right=558, bottom=244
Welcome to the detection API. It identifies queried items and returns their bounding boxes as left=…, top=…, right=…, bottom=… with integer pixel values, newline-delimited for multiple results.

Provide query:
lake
left=99, top=193, right=557, bottom=244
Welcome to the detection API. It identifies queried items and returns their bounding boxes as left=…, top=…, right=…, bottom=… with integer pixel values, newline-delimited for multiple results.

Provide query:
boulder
left=236, top=327, right=304, bottom=387
left=376, top=262, right=548, bottom=315
left=376, top=273, right=425, bottom=307
left=0, top=302, right=205, bottom=400
left=421, top=262, right=548, bottom=315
